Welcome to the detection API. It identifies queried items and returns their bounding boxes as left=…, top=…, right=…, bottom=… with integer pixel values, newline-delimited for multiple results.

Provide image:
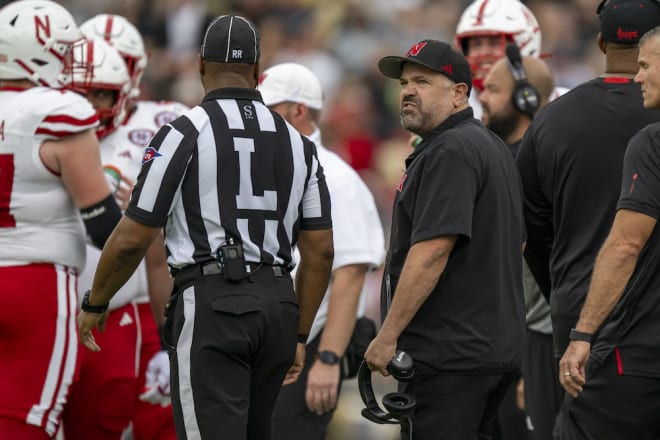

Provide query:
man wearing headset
left=480, top=52, right=559, bottom=440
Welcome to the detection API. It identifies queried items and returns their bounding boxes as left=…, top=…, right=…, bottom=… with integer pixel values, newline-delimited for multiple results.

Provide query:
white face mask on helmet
left=71, top=38, right=131, bottom=138
left=0, top=0, right=90, bottom=88
left=80, top=14, right=147, bottom=100
left=455, top=0, right=541, bottom=91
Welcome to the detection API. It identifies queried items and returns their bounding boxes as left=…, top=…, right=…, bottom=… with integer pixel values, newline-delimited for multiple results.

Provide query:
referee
left=77, top=14, right=334, bottom=440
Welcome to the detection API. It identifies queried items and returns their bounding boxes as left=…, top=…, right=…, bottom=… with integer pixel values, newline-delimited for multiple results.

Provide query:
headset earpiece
left=505, top=43, right=541, bottom=120
left=357, top=351, right=417, bottom=425
left=511, top=83, right=540, bottom=119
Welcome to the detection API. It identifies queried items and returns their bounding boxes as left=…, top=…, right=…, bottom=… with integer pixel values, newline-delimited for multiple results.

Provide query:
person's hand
left=114, top=175, right=135, bottom=211
left=139, top=350, right=171, bottom=407
left=77, top=309, right=109, bottom=352
left=283, top=342, right=306, bottom=386
left=364, top=335, right=397, bottom=376
left=305, top=360, right=340, bottom=415
left=559, top=340, right=590, bottom=397
left=515, top=377, right=525, bottom=411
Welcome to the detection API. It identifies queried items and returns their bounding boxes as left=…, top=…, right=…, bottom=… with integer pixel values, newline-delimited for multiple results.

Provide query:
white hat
left=258, top=62, right=323, bottom=110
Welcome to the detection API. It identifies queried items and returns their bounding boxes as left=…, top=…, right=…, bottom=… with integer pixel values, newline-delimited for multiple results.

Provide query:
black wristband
left=569, top=328, right=593, bottom=343
left=81, top=290, right=109, bottom=314
left=297, top=334, right=308, bottom=344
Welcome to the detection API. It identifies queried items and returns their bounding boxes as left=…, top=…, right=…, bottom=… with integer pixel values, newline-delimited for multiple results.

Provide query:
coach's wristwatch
left=81, top=290, right=109, bottom=314
left=318, top=350, right=340, bottom=366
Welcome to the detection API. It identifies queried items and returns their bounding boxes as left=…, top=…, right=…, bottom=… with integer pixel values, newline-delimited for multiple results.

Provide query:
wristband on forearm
left=80, top=290, right=109, bottom=314
left=297, top=333, right=308, bottom=344
left=569, top=328, right=593, bottom=343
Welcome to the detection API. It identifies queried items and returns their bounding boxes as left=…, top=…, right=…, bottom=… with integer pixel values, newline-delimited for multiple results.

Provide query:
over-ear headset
left=505, top=43, right=540, bottom=120
left=358, top=351, right=416, bottom=428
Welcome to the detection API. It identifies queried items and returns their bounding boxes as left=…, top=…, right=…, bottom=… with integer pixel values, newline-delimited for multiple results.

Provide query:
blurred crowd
left=1, top=0, right=604, bottom=238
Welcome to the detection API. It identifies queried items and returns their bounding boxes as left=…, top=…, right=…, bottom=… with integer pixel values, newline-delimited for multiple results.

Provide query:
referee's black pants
left=166, top=266, right=299, bottom=440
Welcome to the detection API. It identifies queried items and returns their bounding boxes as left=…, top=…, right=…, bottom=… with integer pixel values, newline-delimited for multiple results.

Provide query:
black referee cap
left=379, top=39, right=472, bottom=96
left=201, top=15, right=260, bottom=64
left=599, top=0, right=660, bottom=45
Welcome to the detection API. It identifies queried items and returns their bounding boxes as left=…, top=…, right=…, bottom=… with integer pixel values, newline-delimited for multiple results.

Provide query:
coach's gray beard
left=401, top=110, right=431, bottom=137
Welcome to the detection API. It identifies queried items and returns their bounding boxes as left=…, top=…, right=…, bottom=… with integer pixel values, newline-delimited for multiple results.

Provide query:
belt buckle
left=201, top=262, right=222, bottom=276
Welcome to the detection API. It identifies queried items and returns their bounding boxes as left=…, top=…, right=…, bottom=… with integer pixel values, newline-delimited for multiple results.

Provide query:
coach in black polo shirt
left=77, top=14, right=334, bottom=440
left=365, top=39, right=526, bottom=439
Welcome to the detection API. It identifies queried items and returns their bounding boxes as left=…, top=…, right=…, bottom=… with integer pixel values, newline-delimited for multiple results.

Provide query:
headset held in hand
left=358, top=350, right=416, bottom=426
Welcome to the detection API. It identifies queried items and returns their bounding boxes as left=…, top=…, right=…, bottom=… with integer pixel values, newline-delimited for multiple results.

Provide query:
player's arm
left=41, top=129, right=121, bottom=249
left=365, top=235, right=456, bottom=375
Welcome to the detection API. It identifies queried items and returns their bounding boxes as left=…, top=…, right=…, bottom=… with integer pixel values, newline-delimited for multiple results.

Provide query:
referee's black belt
left=172, top=261, right=291, bottom=286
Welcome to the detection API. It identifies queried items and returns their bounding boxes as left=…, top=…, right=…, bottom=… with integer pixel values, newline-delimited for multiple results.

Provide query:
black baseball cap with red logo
left=378, top=39, right=472, bottom=96
left=599, top=0, right=660, bottom=45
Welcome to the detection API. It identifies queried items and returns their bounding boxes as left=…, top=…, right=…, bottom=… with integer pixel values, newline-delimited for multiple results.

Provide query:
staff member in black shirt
left=557, top=26, right=660, bottom=439
left=516, top=0, right=660, bottom=360
left=365, top=39, right=526, bottom=440
left=77, top=14, right=334, bottom=440
left=481, top=53, right=558, bottom=440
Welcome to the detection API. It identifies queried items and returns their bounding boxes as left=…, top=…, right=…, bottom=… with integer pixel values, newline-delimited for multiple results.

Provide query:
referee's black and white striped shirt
left=125, top=88, right=332, bottom=269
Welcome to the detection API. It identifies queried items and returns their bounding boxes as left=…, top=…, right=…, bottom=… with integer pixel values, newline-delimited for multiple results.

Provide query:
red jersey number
left=0, top=154, right=16, bottom=227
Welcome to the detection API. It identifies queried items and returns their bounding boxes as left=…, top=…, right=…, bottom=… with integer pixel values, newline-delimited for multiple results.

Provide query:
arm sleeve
left=300, top=139, right=332, bottom=230
left=328, top=173, right=385, bottom=269
left=125, top=118, right=196, bottom=227
left=516, top=125, right=553, bottom=299
left=617, top=127, right=660, bottom=219
left=36, top=91, right=99, bottom=139
left=80, top=193, right=122, bottom=249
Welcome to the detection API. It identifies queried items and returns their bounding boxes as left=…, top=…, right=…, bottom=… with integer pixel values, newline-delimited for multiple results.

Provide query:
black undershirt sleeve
left=80, top=193, right=122, bottom=250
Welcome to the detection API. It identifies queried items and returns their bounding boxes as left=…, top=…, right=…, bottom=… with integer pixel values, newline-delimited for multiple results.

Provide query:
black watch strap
left=569, top=328, right=593, bottom=343
left=318, top=350, right=340, bottom=365
left=81, top=290, right=109, bottom=314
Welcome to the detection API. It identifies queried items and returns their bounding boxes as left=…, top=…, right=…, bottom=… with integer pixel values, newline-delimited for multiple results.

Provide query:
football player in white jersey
left=0, top=1, right=122, bottom=438
left=454, top=0, right=568, bottom=119
left=72, top=15, right=189, bottom=440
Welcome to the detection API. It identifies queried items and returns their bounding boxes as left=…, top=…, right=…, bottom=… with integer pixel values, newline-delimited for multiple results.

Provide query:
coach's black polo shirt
left=382, top=107, right=526, bottom=374
left=516, top=77, right=660, bottom=357
left=591, top=122, right=660, bottom=378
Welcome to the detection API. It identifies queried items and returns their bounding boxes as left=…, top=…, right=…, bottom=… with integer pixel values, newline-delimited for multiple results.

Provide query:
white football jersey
left=78, top=101, right=190, bottom=309
left=0, top=87, right=98, bottom=271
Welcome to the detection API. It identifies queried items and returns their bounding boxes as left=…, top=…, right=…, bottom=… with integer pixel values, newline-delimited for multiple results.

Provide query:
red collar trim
left=602, top=77, right=632, bottom=84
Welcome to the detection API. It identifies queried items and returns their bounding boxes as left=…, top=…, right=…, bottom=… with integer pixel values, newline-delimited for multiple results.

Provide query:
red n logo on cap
left=406, top=42, right=427, bottom=57
left=441, top=65, right=453, bottom=75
